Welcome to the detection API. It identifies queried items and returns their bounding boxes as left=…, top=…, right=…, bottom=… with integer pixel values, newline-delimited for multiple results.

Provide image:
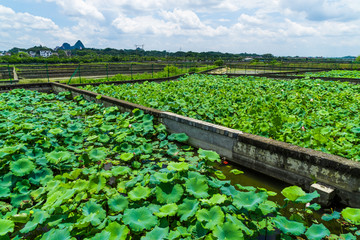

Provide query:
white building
left=40, top=50, right=53, bottom=57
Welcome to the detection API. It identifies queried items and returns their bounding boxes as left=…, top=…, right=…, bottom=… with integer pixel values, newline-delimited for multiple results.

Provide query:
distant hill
left=59, top=40, right=85, bottom=50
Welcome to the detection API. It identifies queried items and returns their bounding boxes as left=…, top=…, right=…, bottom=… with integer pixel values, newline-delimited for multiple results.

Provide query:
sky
left=1, top=0, right=360, bottom=57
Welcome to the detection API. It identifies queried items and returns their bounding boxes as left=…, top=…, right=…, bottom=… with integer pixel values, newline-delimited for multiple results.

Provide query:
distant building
left=40, top=50, right=53, bottom=57
left=28, top=51, right=36, bottom=57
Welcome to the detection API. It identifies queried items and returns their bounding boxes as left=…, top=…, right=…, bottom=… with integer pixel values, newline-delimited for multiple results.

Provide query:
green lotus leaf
left=198, top=148, right=220, bottom=162
left=67, top=123, right=82, bottom=132
left=273, top=216, right=306, bottom=236
left=226, top=214, right=254, bottom=236
left=0, top=186, right=10, bottom=198
left=89, top=175, right=106, bottom=194
left=0, top=201, right=13, bottom=213
left=153, top=172, right=174, bottom=183
left=82, top=200, right=107, bottom=226
left=141, top=143, right=153, bottom=154
left=167, top=147, right=179, bottom=157
left=133, top=109, right=144, bottom=119
left=90, top=230, right=111, bottom=240
left=89, top=148, right=107, bottom=161
left=105, top=222, right=129, bottom=240
left=321, top=211, right=341, bottom=221
left=123, top=207, right=158, bottom=232
left=29, top=168, right=53, bottom=185
left=99, top=134, right=110, bottom=143
left=62, top=168, right=82, bottom=180
left=259, top=200, right=278, bottom=215
left=305, top=224, right=330, bottom=240
left=120, top=152, right=134, bottom=162
left=73, top=179, right=89, bottom=191
left=351, top=127, right=360, bottom=134
left=214, top=171, right=227, bottom=180
left=229, top=169, right=244, bottom=175
left=156, top=183, right=184, bottom=204
left=125, top=175, right=143, bottom=188
left=295, top=191, right=320, bottom=204
left=40, top=228, right=72, bottom=240
left=281, top=186, right=306, bottom=201
left=22, top=123, right=35, bottom=130
left=10, top=193, right=32, bottom=208
left=201, top=194, right=227, bottom=206
left=128, top=185, right=151, bottom=201
left=154, top=203, right=178, bottom=218
left=141, top=226, right=169, bottom=240
left=0, top=219, right=14, bottom=236
left=100, top=124, right=114, bottom=132
left=111, top=166, right=131, bottom=176
left=213, top=222, right=244, bottom=240
left=108, top=194, right=129, bottom=212
left=120, top=143, right=132, bottom=152
left=20, top=209, right=50, bottom=233
left=233, top=191, right=267, bottom=211
left=191, top=221, right=208, bottom=239
left=341, top=208, right=360, bottom=225
left=196, top=206, right=224, bottom=230
left=307, top=203, right=321, bottom=211
left=167, top=162, right=189, bottom=172
left=168, top=133, right=189, bottom=143
left=340, top=233, right=357, bottom=240
left=167, top=230, right=181, bottom=240
left=86, top=135, right=98, bottom=142
left=208, top=177, right=231, bottom=188
left=48, top=128, right=63, bottom=135
left=177, top=198, right=199, bottom=222
left=46, top=151, right=73, bottom=164
left=185, top=177, right=209, bottom=199
left=10, top=158, right=35, bottom=177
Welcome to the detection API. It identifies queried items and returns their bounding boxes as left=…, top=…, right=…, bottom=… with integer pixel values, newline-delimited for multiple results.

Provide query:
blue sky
left=1, top=0, right=360, bottom=57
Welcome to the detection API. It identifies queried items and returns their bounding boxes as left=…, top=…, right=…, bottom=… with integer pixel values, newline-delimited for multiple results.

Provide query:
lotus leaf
left=99, top=134, right=110, bottom=143
left=108, top=194, right=129, bottom=212
left=213, top=222, right=244, bottom=240
left=153, top=172, right=174, bottom=183
left=232, top=191, right=267, bottom=211
left=295, top=190, right=320, bottom=204
left=167, top=162, right=189, bottom=172
left=0, top=219, right=14, bottom=236
left=119, top=142, right=132, bottom=152
left=214, top=171, right=227, bottom=180
left=82, top=201, right=107, bottom=226
left=100, top=124, right=114, bottom=132
left=226, top=214, right=253, bottom=236
left=133, top=109, right=144, bottom=119
left=89, top=148, right=107, bottom=161
left=229, top=169, right=243, bottom=175
left=321, top=211, right=341, bottom=221
left=128, top=185, right=151, bottom=201
left=259, top=200, right=278, bottom=215
left=305, top=224, right=331, bottom=240
left=154, top=203, right=178, bottom=218
left=198, top=149, right=220, bottom=162
left=191, top=221, right=208, bottom=238
left=340, top=233, right=357, bottom=240
left=123, top=207, right=158, bottom=232
left=141, top=226, right=169, bottom=240
left=49, top=128, right=63, bottom=135
left=10, top=158, right=35, bottom=176
left=20, top=209, right=50, bottom=233
left=201, top=194, right=227, bottom=206
left=281, top=186, right=306, bottom=201
left=273, top=216, right=306, bottom=236
left=105, top=222, right=129, bottom=240
left=89, top=175, right=106, bottom=193
left=341, top=208, right=360, bottom=225
left=185, top=177, right=209, bottom=199
left=40, top=228, right=72, bottom=240
left=220, top=184, right=239, bottom=197
left=120, top=152, right=134, bottom=161
left=111, top=166, right=131, bottom=176
left=67, top=123, right=82, bottom=132
left=141, top=143, right=153, bottom=154
left=0, top=186, right=10, bottom=198
left=29, top=168, right=53, bottom=185
left=196, top=206, right=224, bottom=230
left=89, top=230, right=111, bottom=240
left=177, top=198, right=199, bottom=222
left=46, top=151, right=73, bottom=164
left=168, top=133, right=189, bottom=143
left=155, top=183, right=184, bottom=204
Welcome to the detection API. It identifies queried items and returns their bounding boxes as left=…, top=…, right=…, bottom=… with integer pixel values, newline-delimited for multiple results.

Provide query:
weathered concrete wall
left=0, top=82, right=52, bottom=93
left=51, top=82, right=360, bottom=207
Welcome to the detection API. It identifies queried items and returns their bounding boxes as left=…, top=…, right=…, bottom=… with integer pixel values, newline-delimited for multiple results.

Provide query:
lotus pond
left=0, top=89, right=359, bottom=239
left=297, top=70, right=360, bottom=79
left=81, top=74, right=360, bottom=162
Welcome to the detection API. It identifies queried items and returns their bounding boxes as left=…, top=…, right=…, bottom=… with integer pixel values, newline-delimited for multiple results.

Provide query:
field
left=82, top=74, right=360, bottom=162
left=297, top=70, right=360, bottom=79
left=1, top=89, right=359, bottom=239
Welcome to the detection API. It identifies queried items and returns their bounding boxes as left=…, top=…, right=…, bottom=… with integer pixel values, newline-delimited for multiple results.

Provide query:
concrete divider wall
left=51, top=82, right=360, bottom=207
